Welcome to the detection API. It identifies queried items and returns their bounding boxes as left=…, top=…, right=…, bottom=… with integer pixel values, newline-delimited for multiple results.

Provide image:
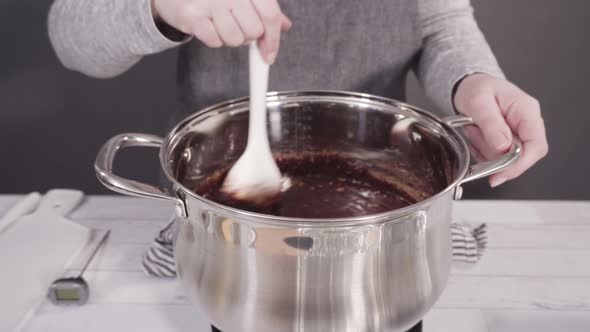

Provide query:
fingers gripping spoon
left=221, top=42, right=283, bottom=204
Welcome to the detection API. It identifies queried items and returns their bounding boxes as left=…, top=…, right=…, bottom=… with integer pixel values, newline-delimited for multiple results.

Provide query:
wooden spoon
left=220, top=42, right=283, bottom=204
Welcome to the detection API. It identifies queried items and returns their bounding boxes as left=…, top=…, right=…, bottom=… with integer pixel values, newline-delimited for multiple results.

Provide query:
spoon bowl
left=220, top=42, right=283, bottom=204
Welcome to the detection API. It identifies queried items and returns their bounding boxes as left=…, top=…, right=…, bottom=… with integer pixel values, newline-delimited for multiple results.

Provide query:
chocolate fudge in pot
left=191, top=151, right=446, bottom=219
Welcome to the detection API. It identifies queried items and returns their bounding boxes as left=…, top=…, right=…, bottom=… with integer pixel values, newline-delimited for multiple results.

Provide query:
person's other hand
left=454, top=73, right=548, bottom=187
left=151, top=0, right=292, bottom=63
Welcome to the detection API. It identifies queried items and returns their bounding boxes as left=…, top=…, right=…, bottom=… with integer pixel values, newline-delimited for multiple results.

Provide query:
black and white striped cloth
left=142, top=219, right=488, bottom=278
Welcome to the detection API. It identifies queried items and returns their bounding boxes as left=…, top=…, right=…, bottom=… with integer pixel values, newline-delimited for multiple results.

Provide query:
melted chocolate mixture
left=192, top=153, right=438, bottom=219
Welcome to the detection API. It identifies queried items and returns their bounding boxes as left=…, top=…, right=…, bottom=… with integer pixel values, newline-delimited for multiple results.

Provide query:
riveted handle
left=94, top=133, right=176, bottom=201
left=443, top=115, right=522, bottom=185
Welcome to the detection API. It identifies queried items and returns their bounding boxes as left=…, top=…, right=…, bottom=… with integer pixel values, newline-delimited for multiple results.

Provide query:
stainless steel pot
left=95, top=91, right=520, bottom=332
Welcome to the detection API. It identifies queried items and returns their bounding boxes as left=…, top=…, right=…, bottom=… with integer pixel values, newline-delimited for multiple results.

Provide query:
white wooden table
left=2, top=195, right=590, bottom=332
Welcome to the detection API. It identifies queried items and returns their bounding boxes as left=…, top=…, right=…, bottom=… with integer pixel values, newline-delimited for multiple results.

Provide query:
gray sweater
left=47, top=0, right=504, bottom=120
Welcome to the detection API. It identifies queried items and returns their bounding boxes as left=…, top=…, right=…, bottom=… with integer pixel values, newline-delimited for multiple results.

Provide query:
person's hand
left=454, top=73, right=548, bottom=187
left=151, top=0, right=292, bottom=64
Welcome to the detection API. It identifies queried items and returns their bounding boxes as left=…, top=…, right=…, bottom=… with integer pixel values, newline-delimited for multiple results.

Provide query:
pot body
left=174, top=191, right=452, bottom=332
left=95, top=91, right=520, bottom=332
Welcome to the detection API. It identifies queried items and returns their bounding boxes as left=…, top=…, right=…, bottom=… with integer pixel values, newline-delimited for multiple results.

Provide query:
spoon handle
left=247, top=42, right=271, bottom=152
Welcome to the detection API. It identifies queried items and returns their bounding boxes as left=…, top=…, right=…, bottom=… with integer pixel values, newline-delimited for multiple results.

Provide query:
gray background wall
left=1, top=0, right=588, bottom=199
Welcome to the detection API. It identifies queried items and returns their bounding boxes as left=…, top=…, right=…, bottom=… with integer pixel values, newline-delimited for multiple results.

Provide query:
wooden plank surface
left=70, top=196, right=175, bottom=221
left=1, top=195, right=589, bottom=332
left=454, top=200, right=590, bottom=225
left=24, top=303, right=210, bottom=332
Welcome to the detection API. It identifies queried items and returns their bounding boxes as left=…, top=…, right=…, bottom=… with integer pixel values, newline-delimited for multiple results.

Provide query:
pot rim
left=160, top=90, right=470, bottom=227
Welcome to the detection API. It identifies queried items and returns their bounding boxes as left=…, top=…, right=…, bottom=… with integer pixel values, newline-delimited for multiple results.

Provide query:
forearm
left=48, top=0, right=185, bottom=78
left=416, top=0, right=504, bottom=114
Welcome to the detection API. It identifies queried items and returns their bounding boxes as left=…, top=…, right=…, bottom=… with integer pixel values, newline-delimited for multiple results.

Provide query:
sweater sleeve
left=47, top=0, right=189, bottom=78
left=415, top=0, right=505, bottom=114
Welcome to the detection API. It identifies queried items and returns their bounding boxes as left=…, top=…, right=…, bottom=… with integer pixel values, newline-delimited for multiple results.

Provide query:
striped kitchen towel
left=142, top=220, right=488, bottom=278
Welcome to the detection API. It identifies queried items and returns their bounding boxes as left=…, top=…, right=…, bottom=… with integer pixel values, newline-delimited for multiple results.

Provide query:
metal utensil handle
left=443, top=115, right=522, bottom=185
left=76, top=229, right=110, bottom=277
left=94, top=133, right=176, bottom=201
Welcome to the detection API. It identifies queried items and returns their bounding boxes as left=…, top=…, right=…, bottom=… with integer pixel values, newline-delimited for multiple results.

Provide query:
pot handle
left=94, top=133, right=177, bottom=202
left=443, top=115, right=522, bottom=185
